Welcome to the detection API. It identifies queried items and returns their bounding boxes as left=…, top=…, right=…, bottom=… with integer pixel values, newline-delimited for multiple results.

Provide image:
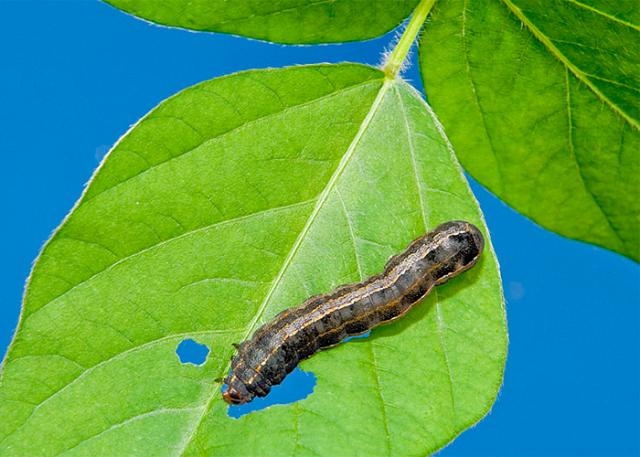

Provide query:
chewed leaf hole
left=223, top=368, right=317, bottom=419
left=176, top=339, right=210, bottom=366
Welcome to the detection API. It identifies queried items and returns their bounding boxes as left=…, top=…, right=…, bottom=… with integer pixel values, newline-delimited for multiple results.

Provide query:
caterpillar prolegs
left=223, top=220, right=484, bottom=405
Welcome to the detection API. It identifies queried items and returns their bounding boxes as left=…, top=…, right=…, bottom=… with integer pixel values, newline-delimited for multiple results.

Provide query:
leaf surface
left=419, top=0, right=640, bottom=260
left=104, top=0, right=419, bottom=44
left=0, top=64, right=506, bottom=456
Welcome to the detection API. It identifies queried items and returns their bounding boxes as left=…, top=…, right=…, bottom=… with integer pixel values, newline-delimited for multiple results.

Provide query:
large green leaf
left=103, top=0, right=419, bottom=44
left=419, top=0, right=640, bottom=261
left=0, top=64, right=506, bottom=456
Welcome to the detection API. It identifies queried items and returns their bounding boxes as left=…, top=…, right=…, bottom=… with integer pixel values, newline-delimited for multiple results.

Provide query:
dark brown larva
left=222, top=220, right=484, bottom=405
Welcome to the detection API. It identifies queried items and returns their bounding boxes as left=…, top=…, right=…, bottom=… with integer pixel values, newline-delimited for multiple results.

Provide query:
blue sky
left=1, top=1, right=638, bottom=455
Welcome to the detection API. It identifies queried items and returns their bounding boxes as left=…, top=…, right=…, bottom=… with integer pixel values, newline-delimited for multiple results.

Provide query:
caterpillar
left=222, top=220, right=484, bottom=405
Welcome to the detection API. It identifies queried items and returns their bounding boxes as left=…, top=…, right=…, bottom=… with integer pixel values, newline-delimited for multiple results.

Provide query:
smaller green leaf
left=104, top=0, right=420, bottom=44
left=419, top=0, right=640, bottom=261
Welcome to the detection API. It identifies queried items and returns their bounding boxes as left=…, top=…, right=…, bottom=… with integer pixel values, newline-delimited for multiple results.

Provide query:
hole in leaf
left=221, top=330, right=369, bottom=418
left=176, top=339, right=209, bottom=366
left=224, top=368, right=317, bottom=419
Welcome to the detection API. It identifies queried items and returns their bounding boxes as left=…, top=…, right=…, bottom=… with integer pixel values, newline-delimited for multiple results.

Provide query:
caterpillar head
left=222, top=375, right=253, bottom=405
left=429, top=221, right=485, bottom=285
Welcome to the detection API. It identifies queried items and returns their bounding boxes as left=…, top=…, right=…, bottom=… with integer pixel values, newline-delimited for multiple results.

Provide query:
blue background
left=1, top=1, right=638, bottom=455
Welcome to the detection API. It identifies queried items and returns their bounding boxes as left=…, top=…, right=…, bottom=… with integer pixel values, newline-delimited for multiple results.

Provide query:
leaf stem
left=383, top=0, right=437, bottom=79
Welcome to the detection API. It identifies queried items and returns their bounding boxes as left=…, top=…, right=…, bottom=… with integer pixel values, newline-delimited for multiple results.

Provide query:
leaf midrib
left=500, top=0, right=640, bottom=130
left=175, top=76, right=395, bottom=456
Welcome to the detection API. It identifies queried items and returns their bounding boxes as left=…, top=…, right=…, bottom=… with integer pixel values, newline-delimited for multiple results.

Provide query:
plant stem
left=383, top=0, right=437, bottom=79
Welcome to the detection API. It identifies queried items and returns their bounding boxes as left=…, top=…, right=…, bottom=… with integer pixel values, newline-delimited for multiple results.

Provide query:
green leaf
left=103, top=0, right=420, bottom=44
left=0, top=64, right=506, bottom=456
left=419, top=0, right=640, bottom=261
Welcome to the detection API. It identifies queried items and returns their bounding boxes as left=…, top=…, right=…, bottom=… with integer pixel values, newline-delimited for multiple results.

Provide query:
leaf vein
left=0, top=329, right=240, bottom=448
left=563, top=0, right=640, bottom=31
left=57, top=407, right=205, bottom=457
left=28, top=199, right=316, bottom=319
left=339, top=188, right=392, bottom=456
left=212, top=0, right=338, bottom=28
left=86, top=79, right=380, bottom=204
left=461, top=0, right=505, bottom=191
left=564, top=69, right=625, bottom=248
left=500, top=0, right=639, bottom=129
